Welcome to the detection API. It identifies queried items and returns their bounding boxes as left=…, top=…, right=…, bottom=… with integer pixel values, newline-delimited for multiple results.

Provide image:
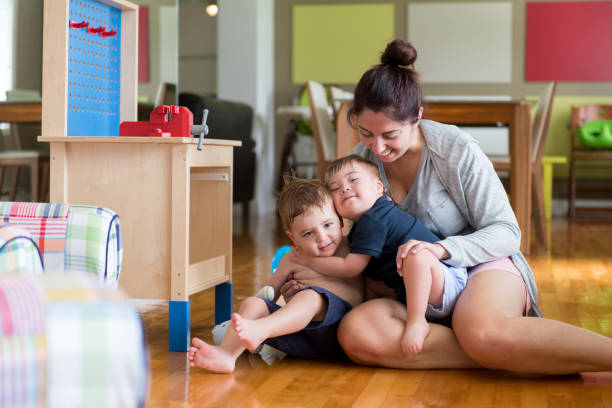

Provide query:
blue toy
left=270, top=245, right=292, bottom=274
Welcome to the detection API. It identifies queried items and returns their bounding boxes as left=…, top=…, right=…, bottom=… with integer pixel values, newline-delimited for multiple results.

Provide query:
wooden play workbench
left=39, top=135, right=240, bottom=351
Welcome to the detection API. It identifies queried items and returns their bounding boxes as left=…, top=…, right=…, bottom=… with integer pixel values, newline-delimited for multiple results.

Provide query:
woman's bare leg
left=337, top=297, right=479, bottom=369
left=452, top=269, right=612, bottom=374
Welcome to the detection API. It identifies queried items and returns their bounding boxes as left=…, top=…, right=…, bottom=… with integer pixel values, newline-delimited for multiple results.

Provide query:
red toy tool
left=119, top=105, right=210, bottom=150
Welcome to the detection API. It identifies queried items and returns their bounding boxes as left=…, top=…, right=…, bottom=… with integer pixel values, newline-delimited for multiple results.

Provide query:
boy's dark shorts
left=262, top=286, right=352, bottom=359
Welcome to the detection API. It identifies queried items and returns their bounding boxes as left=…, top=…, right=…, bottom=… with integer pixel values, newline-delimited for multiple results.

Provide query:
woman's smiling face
left=357, top=108, right=422, bottom=163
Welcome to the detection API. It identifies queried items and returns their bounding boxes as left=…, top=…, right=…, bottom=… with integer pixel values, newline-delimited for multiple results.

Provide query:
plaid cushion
left=0, top=274, right=47, bottom=407
left=0, top=225, right=44, bottom=275
left=0, top=202, right=122, bottom=285
left=41, top=273, right=148, bottom=408
left=0, top=273, right=148, bottom=408
left=64, top=205, right=122, bottom=285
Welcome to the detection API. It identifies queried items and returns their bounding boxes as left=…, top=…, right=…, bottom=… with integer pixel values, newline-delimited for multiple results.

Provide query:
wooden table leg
left=510, top=103, right=532, bottom=255
left=170, top=145, right=190, bottom=352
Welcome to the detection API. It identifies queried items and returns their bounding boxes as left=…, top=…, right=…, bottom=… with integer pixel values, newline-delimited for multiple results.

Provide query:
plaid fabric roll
left=0, top=274, right=47, bottom=407
left=0, top=225, right=44, bottom=275
left=0, top=273, right=149, bottom=408
left=0, top=202, right=122, bottom=285
left=64, top=205, right=123, bottom=285
left=41, top=273, right=148, bottom=408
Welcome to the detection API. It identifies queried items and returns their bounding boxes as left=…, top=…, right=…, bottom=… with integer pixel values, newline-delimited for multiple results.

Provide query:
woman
left=283, top=39, right=612, bottom=373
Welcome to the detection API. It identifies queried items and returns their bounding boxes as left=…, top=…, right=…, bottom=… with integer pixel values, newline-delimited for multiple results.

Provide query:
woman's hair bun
left=380, top=39, right=417, bottom=67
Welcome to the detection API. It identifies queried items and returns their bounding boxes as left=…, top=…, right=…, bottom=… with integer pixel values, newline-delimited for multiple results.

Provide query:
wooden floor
left=142, top=214, right=612, bottom=407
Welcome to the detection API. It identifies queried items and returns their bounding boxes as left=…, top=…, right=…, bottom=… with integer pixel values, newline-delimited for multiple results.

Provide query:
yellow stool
left=541, top=156, right=567, bottom=220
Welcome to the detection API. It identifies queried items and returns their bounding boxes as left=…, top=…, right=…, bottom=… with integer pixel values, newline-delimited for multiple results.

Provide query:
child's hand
left=396, top=241, right=449, bottom=276
left=279, top=272, right=301, bottom=302
left=289, top=247, right=311, bottom=267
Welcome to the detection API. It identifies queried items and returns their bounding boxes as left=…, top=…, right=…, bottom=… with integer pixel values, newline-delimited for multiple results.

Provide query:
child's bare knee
left=239, top=296, right=267, bottom=312
left=402, top=250, right=437, bottom=272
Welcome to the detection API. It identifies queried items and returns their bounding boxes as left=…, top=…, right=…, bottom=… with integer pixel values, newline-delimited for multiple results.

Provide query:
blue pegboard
left=67, top=0, right=121, bottom=136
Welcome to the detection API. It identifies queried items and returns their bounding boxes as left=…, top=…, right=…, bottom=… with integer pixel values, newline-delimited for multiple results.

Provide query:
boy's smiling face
left=327, top=162, right=384, bottom=222
left=286, top=199, right=342, bottom=257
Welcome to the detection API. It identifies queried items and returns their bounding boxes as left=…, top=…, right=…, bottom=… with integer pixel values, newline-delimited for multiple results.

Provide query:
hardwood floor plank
left=140, top=215, right=612, bottom=407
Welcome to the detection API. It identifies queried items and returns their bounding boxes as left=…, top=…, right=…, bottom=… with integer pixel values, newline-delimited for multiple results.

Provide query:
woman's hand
left=279, top=272, right=301, bottom=302
left=396, top=240, right=450, bottom=276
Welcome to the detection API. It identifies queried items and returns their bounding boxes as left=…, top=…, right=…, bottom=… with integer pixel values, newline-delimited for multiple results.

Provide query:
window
left=0, top=0, right=14, bottom=102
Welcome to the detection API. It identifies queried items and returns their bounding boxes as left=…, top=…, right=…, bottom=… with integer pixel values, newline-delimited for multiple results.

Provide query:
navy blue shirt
left=348, top=196, right=440, bottom=293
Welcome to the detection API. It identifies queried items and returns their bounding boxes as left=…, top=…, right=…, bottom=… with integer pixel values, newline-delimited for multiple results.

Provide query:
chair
left=329, top=86, right=353, bottom=122
left=568, top=104, right=612, bottom=219
left=489, top=82, right=557, bottom=249
left=306, top=80, right=336, bottom=179
left=178, top=92, right=256, bottom=221
left=155, top=81, right=177, bottom=106
left=0, top=90, right=49, bottom=202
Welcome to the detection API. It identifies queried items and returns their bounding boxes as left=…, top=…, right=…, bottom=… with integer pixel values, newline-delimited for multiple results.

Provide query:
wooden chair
left=306, top=80, right=336, bottom=179
left=329, top=86, right=353, bottom=122
left=568, top=104, right=612, bottom=219
left=489, top=82, right=557, bottom=249
left=0, top=94, right=48, bottom=202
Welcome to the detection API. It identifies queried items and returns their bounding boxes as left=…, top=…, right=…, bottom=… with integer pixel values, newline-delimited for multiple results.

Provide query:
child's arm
left=290, top=250, right=370, bottom=278
left=261, top=256, right=301, bottom=303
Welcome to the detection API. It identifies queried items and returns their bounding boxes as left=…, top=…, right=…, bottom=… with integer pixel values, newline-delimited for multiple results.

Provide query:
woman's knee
left=338, top=313, right=381, bottom=364
left=337, top=299, right=400, bottom=364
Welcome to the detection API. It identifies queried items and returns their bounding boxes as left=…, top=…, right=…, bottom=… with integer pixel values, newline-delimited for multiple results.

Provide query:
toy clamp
left=120, top=105, right=211, bottom=150
left=192, top=109, right=209, bottom=151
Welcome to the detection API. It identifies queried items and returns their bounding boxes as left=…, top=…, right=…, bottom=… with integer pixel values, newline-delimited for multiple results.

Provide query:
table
left=0, top=101, right=46, bottom=201
left=0, top=101, right=42, bottom=123
left=336, top=100, right=533, bottom=255
left=38, top=135, right=241, bottom=351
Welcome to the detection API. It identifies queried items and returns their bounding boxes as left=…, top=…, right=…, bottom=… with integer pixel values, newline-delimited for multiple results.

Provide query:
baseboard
left=551, top=198, right=612, bottom=217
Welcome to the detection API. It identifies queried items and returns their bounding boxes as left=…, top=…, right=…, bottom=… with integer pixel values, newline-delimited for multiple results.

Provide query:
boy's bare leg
left=188, top=296, right=270, bottom=373
left=232, top=289, right=326, bottom=351
left=400, top=250, right=445, bottom=355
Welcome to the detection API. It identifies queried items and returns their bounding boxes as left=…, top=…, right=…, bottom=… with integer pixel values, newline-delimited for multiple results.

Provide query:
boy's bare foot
left=401, top=319, right=431, bottom=355
left=188, top=337, right=236, bottom=373
left=231, top=313, right=267, bottom=351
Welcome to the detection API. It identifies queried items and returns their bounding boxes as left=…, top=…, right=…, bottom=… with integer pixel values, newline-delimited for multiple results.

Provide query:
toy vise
left=119, top=105, right=210, bottom=150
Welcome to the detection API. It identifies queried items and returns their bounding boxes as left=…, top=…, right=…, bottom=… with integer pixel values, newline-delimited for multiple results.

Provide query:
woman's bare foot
left=231, top=313, right=268, bottom=351
left=401, top=319, right=431, bottom=355
left=188, top=337, right=236, bottom=373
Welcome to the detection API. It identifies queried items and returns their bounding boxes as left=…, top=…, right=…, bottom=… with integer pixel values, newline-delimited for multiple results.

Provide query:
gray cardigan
left=352, top=119, right=541, bottom=317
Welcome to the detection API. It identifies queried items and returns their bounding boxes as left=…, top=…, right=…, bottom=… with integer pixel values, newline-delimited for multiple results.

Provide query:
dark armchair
left=179, top=92, right=256, bottom=221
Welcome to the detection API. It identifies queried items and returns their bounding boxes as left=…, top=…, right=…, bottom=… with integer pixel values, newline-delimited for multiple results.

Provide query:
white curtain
left=0, top=0, right=14, bottom=102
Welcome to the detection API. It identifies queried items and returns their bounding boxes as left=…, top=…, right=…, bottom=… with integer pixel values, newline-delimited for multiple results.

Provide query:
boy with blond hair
left=188, top=178, right=363, bottom=373
left=291, top=155, right=467, bottom=355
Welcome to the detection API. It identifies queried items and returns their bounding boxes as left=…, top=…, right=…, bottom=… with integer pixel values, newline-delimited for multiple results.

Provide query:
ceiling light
left=205, top=1, right=218, bottom=17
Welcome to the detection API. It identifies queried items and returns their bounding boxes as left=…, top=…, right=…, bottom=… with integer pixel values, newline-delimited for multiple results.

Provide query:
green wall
left=274, top=0, right=612, bottom=183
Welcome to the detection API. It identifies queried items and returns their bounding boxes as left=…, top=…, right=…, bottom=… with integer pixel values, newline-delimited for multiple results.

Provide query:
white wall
left=218, top=0, right=275, bottom=215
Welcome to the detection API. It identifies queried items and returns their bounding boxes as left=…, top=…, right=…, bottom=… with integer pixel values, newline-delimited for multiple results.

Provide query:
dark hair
left=277, top=176, right=332, bottom=229
left=349, top=39, right=422, bottom=126
left=324, top=155, right=380, bottom=184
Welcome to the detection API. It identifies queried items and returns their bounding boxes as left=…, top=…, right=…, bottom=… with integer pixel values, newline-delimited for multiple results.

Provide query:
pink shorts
left=468, top=257, right=531, bottom=315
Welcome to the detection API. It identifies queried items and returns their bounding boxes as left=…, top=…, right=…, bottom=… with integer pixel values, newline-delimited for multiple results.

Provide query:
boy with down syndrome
left=188, top=178, right=363, bottom=373
left=291, top=155, right=467, bottom=355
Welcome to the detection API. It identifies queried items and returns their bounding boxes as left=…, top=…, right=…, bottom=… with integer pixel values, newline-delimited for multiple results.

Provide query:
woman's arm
left=432, top=137, right=521, bottom=267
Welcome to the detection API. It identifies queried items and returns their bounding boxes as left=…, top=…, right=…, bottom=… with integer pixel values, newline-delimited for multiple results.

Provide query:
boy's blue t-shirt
left=348, top=196, right=440, bottom=290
